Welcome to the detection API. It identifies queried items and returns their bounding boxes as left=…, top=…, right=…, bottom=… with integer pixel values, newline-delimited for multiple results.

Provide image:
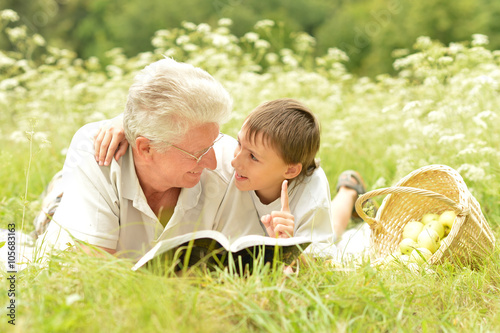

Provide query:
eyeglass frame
left=147, top=133, right=224, bottom=164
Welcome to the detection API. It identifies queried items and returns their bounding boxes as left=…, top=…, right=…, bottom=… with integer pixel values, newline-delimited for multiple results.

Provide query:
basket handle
left=354, top=186, right=470, bottom=228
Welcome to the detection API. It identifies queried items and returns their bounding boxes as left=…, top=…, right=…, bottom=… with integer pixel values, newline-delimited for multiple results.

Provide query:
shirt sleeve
left=292, top=167, right=335, bottom=243
left=51, top=121, right=121, bottom=250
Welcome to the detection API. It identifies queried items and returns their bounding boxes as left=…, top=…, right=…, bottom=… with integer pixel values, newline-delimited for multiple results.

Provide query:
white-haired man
left=37, top=58, right=236, bottom=259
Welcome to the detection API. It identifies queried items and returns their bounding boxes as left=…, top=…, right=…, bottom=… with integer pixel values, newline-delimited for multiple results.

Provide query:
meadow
left=1, top=9, right=500, bottom=332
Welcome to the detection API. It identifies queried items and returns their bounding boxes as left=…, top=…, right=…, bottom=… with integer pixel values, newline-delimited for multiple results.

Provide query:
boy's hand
left=261, top=180, right=295, bottom=238
left=94, top=125, right=129, bottom=166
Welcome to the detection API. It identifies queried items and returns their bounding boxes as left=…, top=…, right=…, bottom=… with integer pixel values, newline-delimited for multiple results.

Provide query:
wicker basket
left=354, top=164, right=496, bottom=268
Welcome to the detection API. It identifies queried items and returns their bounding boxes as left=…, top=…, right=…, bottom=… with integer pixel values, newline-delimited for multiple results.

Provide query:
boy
left=213, top=98, right=333, bottom=245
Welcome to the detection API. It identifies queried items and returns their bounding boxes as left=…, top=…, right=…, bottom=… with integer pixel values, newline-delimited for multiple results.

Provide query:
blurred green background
left=2, top=0, right=500, bottom=77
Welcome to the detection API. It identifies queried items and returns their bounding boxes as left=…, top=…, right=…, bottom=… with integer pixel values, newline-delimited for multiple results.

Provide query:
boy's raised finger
left=281, top=180, right=290, bottom=212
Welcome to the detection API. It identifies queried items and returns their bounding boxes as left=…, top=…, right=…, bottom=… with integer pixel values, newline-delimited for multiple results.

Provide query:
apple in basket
left=417, top=228, right=440, bottom=253
left=399, top=238, right=418, bottom=255
left=424, top=219, right=445, bottom=239
left=410, top=247, right=433, bottom=264
left=439, top=210, right=457, bottom=236
left=421, top=213, right=439, bottom=225
left=403, top=220, right=424, bottom=242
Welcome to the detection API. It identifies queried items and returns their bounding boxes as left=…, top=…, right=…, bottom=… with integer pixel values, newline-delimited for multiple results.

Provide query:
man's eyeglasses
left=153, top=133, right=224, bottom=164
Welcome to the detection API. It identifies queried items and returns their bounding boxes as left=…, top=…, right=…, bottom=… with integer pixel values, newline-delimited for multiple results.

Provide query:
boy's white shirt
left=215, top=167, right=335, bottom=248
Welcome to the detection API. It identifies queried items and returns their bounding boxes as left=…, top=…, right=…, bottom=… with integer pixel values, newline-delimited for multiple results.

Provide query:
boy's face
left=231, top=125, right=291, bottom=204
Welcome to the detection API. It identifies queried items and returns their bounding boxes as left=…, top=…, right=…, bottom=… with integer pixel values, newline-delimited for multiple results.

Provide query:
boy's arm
left=94, top=113, right=129, bottom=166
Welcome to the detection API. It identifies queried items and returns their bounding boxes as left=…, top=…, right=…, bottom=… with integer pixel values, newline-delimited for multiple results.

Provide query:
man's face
left=148, top=122, right=220, bottom=191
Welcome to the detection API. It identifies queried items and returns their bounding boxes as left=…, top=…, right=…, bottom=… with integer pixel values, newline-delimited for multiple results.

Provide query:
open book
left=132, top=230, right=316, bottom=272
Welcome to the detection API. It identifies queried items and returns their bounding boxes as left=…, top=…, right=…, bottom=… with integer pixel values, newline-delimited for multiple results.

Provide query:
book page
left=229, top=234, right=313, bottom=252
left=132, top=230, right=231, bottom=271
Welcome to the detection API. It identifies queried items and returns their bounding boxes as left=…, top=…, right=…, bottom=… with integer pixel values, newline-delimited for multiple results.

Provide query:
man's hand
left=261, top=180, right=295, bottom=238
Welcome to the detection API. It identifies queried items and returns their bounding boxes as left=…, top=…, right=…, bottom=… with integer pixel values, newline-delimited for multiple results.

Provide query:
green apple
left=417, top=228, right=440, bottom=253
left=399, top=238, right=418, bottom=255
left=421, top=213, right=439, bottom=225
left=439, top=210, right=456, bottom=236
left=424, top=219, right=445, bottom=239
left=410, top=247, right=433, bottom=264
left=403, top=220, right=424, bottom=241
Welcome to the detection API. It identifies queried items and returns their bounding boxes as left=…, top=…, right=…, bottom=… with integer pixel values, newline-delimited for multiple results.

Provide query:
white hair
left=123, top=58, right=232, bottom=151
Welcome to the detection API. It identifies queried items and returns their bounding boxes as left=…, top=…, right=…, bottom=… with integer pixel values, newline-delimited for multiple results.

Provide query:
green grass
left=3, top=250, right=500, bottom=332
left=1, top=11, right=500, bottom=332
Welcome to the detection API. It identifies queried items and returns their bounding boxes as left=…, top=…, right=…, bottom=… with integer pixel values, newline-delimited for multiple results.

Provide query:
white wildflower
left=212, top=35, right=230, bottom=47
left=217, top=18, right=232, bottom=27
left=181, top=21, right=197, bottom=31
left=0, top=78, right=18, bottom=90
left=197, top=23, right=211, bottom=33
left=183, top=43, right=198, bottom=52
left=403, top=118, right=417, bottom=130
left=448, top=42, right=464, bottom=54
left=254, top=19, right=275, bottom=30
left=175, top=35, right=190, bottom=45
left=0, top=51, right=16, bottom=68
left=282, top=55, right=298, bottom=68
left=391, top=48, right=410, bottom=58
left=414, top=36, right=432, bottom=50
left=457, top=164, right=485, bottom=182
left=457, top=146, right=477, bottom=157
left=155, top=29, right=172, bottom=39
left=402, top=101, right=421, bottom=113
left=151, top=36, right=168, bottom=48
left=475, top=110, right=497, bottom=121
left=327, top=48, right=349, bottom=62
left=423, top=76, right=440, bottom=86
left=422, top=124, right=439, bottom=137
left=6, top=26, right=26, bottom=41
left=438, top=56, right=453, bottom=65
left=437, top=133, right=465, bottom=145
left=265, top=53, right=279, bottom=64
left=1, top=9, right=19, bottom=22
left=472, top=34, right=488, bottom=46
left=33, top=34, right=46, bottom=46
left=472, top=115, right=487, bottom=129
left=295, top=33, right=315, bottom=51
left=427, top=110, right=447, bottom=122
left=106, top=65, right=123, bottom=77
left=474, top=75, right=498, bottom=88
left=66, top=294, right=83, bottom=306
left=164, top=49, right=177, bottom=57
left=9, top=130, right=25, bottom=143
left=255, top=39, right=270, bottom=49
left=243, top=32, right=259, bottom=42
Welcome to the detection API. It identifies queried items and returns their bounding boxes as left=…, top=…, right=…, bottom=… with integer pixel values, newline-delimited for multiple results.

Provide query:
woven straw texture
left=354, top=164, right=496, bottom=268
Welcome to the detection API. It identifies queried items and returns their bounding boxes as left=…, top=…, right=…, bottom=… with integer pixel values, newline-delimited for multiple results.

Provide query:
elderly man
left=37, top=58, right=236, bottom=260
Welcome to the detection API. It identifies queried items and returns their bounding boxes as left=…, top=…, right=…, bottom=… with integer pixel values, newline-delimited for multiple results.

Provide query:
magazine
left=132, top=230, right=316, bottom=272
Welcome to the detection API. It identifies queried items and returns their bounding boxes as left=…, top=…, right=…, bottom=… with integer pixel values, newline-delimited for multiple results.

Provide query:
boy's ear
left=284, top=163, right=302, bottom=179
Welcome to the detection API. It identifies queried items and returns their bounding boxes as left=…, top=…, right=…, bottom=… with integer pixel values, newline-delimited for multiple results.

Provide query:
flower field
left=1, top=9, right=500, bottom=332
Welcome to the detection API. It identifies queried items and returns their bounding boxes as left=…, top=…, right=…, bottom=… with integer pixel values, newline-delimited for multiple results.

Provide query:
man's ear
left=284, top=163, right=302, bottom=179
left=135, top=137, right=153, bottom=160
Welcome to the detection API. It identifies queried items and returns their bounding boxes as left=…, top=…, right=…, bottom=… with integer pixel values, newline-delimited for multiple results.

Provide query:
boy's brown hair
left=243, top=98, right=320, bottom=183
